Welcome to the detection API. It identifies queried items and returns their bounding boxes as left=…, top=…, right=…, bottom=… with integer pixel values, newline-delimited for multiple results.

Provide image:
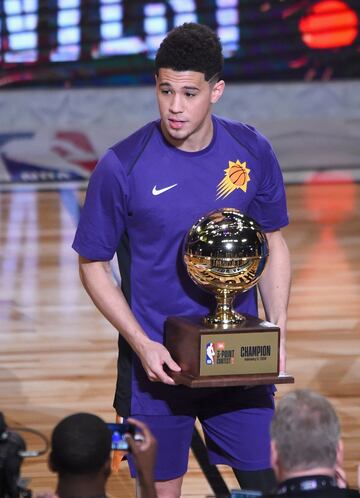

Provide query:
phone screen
left=107, top=423, right=135, bottom=451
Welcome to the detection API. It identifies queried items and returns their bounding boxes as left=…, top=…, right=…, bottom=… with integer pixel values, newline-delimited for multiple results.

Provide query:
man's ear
left=48, top=451, right=57, bottom=472
left=336, top=439, right=344, bottom=467
left=210, top=80, right=225, bottom=104
left=270, top=440, right=281, bottom=482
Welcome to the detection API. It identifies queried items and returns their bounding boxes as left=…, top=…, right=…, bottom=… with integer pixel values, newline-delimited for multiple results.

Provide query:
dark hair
left=155, top=23, right=223, bottom=81
left=51, top=413, right=111, bottom=475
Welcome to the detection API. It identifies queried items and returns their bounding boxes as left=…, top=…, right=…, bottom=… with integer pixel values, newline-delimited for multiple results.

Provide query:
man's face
left=156, top=68, right=224, bottom=151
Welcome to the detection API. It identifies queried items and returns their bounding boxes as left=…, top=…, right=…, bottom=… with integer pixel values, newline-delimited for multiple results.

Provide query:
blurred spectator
left=266, top=389, right=359, bottom=498
left=37, top=413, right=156, bottom=498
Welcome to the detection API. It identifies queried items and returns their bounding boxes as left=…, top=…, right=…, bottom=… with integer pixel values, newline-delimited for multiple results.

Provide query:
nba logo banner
left=0, top=130, right=98, bottom=190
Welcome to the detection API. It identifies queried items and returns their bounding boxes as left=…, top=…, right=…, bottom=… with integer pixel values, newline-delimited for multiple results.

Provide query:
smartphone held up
left=107, top=422, right=143, bottom=451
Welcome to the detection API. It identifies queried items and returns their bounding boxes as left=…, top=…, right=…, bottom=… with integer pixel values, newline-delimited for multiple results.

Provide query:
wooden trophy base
left=164, top=315, right=294, bottom=388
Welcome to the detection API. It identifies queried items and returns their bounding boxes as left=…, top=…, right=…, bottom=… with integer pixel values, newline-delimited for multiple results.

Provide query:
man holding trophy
left=73, top=22, right=291, bottom=498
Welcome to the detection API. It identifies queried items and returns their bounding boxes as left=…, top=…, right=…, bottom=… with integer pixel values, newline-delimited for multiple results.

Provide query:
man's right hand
left=137, top=339, right=181, bottom=384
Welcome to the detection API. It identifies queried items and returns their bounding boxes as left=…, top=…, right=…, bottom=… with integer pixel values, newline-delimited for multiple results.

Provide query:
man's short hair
left=51, top=413, right=111, bottom=475
left=271, top=389, right=340, bottom=472
left=155, top=23, right=223, bottom=81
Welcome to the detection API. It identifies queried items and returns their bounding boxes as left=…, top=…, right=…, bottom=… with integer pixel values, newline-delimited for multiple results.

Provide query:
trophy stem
left=205, top=290, right=245, bottom=325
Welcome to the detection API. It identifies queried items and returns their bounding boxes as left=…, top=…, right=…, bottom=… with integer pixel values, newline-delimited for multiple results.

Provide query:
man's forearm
left=78, top=256, right=150, bottom=354
left=259, top=231, right=291, bottom=324
left=138, top=476, right=157, bottom=498
left=78, top=256, right=181, bottom=384
left=259, top=230, right=291, bottom=372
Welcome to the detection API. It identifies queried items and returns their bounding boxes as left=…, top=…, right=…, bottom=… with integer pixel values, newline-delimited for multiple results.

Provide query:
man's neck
left=280, top=467, right=336, bottom=482
left=56, top=475, right=106, bottom=498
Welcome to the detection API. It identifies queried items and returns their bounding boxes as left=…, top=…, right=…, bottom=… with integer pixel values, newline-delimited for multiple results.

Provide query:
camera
left=107, top=422, right=142, bottom=451
left=0, top=412, right=48, bottom=498
left=0, top=413, right=30, bottom=498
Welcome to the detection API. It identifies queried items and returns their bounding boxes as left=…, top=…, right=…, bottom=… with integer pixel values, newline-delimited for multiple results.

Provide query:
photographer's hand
left=125, top=417, right=157, bottom=498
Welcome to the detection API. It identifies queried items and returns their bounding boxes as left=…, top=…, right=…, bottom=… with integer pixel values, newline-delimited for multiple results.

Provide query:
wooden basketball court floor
left=1, top=180, right=359, bottom=497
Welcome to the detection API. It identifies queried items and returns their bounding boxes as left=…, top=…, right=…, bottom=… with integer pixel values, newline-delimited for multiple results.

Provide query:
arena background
left=1, top=0, right=360, bottom=189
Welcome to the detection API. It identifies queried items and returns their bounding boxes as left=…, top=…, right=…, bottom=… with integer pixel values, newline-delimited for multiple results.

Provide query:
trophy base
left=164, top=314, right=295, bottom=388
left=166, top=370, right=294, bottom=388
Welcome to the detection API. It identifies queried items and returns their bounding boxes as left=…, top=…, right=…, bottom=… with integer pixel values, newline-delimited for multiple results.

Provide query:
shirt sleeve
left=72, top=148, right=129, bottom=261
left=247, top=135, right=289, bottom=232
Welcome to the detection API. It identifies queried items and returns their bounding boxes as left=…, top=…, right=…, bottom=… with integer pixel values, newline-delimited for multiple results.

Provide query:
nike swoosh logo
left=152, top=183, right=178, bottom=196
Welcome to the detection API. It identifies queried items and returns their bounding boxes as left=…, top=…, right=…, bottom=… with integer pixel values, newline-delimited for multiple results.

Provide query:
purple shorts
left=127, top=384, right=275, bottom=481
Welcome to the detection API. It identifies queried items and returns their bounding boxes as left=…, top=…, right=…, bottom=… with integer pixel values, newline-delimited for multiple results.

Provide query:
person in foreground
left=267, top=389, right=359, bottom=498
left=38, top=413, right=157, bottom=498
left=72, top=22, right=291, bottom=498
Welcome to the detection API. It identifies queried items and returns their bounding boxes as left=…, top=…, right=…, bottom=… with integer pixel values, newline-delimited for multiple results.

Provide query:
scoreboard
left=2, top=0, right=241, bottom=63
left=1, top=0, right=360, bottom=87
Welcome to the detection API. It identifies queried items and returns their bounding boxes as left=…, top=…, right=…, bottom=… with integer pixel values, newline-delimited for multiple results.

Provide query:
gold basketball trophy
left=164, top=208, right=294, bottom=387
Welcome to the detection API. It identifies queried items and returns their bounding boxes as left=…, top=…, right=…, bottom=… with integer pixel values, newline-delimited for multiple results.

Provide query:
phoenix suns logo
left=217, top=160, right=250, bottom=199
